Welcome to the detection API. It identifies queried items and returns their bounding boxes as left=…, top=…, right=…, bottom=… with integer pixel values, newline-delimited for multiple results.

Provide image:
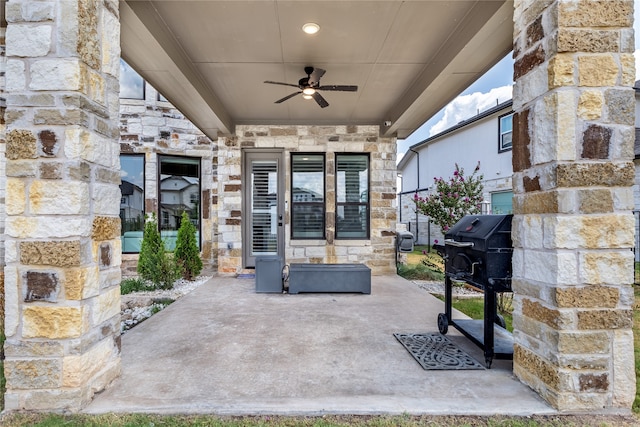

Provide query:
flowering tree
left=413, top=162, right=484, bottom=232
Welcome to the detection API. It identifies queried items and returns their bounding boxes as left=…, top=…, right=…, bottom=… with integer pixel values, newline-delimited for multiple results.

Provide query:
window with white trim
left=499, top=113, right=513, bottom=152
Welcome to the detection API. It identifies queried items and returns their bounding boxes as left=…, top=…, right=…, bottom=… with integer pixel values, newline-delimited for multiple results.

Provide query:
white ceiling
left=120, top=0, right=514, bottom=140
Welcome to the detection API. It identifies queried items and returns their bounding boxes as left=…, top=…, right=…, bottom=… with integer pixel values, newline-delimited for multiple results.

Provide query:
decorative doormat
left=394, top=333, right=485, bottom=370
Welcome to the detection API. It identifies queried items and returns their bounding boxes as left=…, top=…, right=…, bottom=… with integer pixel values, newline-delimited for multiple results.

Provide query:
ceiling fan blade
left=318, top=85, right=358, bottom=92
left=312, top=92, right=329, bottom=108
left=308, top=68, right=326, bottom=86
left=274, top=91, right=301, bottom=103
left=265, top=80, right=300, bottom=88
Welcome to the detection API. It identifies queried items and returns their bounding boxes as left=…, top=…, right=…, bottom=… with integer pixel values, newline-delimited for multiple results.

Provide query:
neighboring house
left=401, top=86, right=640, bottom=256
left=160, top=175, right=199, bottom=229
left=397, top=100, right=514, bottom=245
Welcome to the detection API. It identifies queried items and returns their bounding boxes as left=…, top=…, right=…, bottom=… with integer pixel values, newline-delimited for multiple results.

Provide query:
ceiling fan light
left=302, top=87, right=316, bottom=95
left=302, top=94, right=313, bottom=100
left=302, top=23, right=320, bottom=35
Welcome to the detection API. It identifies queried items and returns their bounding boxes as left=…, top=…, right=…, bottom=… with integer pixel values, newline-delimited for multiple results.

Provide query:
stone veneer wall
left=2, top=0, right=122, bottom=411
left=119, top=83, right=217, bottom=275
left=1, top=26, right=6, bottom=341
left=511, top=0, right=635, bottom=410
left=217, top=125, right=397, bottom=275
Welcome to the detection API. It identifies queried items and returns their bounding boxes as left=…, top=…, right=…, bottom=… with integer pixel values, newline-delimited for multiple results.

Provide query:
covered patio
left=1, top=0, right=635, bottom=414
left=85, top=275, right=554, bottom=416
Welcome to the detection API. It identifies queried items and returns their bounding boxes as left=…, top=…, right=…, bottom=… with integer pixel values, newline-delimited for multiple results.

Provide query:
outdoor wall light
left=302, top=23, right=320, bottom=34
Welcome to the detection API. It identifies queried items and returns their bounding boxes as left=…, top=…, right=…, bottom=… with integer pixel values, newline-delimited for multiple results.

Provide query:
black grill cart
left=436, top=214, right=514, bottom=368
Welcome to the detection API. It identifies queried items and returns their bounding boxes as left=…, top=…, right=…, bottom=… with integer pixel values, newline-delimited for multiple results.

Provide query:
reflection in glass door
left=243, top=151, right=284, bottom=268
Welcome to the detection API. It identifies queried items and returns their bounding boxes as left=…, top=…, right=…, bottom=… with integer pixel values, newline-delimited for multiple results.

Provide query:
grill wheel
left=437, top=312, right=448, bottom=335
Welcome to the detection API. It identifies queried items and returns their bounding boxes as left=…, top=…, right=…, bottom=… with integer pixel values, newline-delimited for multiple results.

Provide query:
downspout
left=410, top=148, right=420, bottom=243
left=398, top=174, right=403, bottom=222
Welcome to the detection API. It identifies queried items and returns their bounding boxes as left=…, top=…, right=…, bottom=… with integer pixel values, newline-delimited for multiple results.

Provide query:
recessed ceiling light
left=302, top=23, right=320, bottom=35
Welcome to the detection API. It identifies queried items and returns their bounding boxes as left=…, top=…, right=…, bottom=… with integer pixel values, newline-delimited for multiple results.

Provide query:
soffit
left=120, top=0, right=514, bottom=139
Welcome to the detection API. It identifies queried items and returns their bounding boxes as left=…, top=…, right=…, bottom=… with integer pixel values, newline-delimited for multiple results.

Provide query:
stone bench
left=288, top=263, right=371, bottom=294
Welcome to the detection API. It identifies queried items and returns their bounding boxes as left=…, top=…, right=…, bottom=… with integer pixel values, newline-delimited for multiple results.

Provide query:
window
left=499, top=113, right=513, bottom=152
left=291, top=154, right=325, bottom=239
left=336, top=154, right=369, bottom=239
left=119, top=60, right=145, bottom=100
left=491, top=191, right=513, bottom=215
left=159, top=156, right=201, bottom=250
left=120, top=154, right=145, bottom=253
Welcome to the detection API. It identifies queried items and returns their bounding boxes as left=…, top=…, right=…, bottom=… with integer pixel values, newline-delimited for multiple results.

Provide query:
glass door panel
left=250, top=160, right=278, bottom=256
left=243, top=150, right=284, bottom=268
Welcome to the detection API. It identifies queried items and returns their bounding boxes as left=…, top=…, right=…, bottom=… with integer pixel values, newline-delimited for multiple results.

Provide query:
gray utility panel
left=288, top=263, right=371, bottom=294
left=255, top=256, right=284, bottom=293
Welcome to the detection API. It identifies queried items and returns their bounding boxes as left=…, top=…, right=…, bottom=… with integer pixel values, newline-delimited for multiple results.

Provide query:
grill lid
left=445, top=214, right=513, bottom=252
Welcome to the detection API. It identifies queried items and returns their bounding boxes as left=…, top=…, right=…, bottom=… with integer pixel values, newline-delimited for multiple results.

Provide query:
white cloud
left=120, top=60, right=144, bottom=99
left=428, top=85, right=513, bottom=137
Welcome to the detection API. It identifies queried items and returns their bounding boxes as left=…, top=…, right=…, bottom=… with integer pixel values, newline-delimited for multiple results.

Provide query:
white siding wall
left=398, top=105, right=513, bottom=245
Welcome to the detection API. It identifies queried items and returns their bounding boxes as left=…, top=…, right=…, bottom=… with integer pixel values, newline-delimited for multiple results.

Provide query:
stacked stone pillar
left=512, top=0, right=635, bottom=410
left=2, top=0, right=121, bottom=411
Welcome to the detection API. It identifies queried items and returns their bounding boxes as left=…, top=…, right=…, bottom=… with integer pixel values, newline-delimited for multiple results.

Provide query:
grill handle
left=444, top=239, right=474, bottom=248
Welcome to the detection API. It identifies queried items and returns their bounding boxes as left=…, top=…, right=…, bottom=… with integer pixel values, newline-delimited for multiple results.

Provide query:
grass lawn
left=634, top=285, right=640, bottom=413
left=1, top=413, right=639, bottom=427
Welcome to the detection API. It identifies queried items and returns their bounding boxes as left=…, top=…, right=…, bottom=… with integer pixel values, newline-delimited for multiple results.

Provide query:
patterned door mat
left=394, top=333, right=485, bottom=370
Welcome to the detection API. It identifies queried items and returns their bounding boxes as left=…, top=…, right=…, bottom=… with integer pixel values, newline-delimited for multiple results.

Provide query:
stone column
left=3, top=0, right=121, bottom=411
left=512, top=0, right=635, bottom=410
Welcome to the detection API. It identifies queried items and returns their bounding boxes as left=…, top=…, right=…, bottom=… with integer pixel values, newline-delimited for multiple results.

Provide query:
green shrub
left=120, top=277, right=154, bottom=295
left=137, top=213, right=179, bottom=289
left=174, top=211, right=203, bottom=280
left=397, top=262, right=444, bottom=281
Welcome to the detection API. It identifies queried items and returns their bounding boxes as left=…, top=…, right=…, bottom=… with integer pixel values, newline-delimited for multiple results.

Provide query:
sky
left=397, top=1, right=640, bottom=160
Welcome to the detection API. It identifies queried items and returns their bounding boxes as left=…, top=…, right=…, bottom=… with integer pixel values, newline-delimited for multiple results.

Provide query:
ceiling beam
left=120, top=0, right=233, bottom=138
left=383, top=0, right=513, bottom=139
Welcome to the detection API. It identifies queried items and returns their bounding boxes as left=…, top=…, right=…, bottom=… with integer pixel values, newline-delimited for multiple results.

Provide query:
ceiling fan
left=264, top=66, right=358, bottom=108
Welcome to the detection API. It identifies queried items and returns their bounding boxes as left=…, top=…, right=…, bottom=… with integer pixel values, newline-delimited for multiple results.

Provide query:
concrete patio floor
left=85, top=275, right=556, bottom=416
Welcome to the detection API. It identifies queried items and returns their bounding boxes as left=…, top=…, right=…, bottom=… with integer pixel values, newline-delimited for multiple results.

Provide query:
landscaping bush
left=120, top=277, right=155, bottom=295
left=397, top=262, right=444, bottom=282
left=137, top=213, right=179, bottom=289
left=413, top=162, right=484, bottom=233
left=174, top=211, right=203, bottom=280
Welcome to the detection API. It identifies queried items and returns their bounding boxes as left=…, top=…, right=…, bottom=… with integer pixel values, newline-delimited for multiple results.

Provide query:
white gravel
left=125, top=275, right=212, bottom=300
left=412, top=280, right=484, bottom=297
left=120, top=275, right=211, bottom=333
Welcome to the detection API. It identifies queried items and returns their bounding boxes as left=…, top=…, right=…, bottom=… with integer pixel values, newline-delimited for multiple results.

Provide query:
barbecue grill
left=435, top=214, right=514, bottom=368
